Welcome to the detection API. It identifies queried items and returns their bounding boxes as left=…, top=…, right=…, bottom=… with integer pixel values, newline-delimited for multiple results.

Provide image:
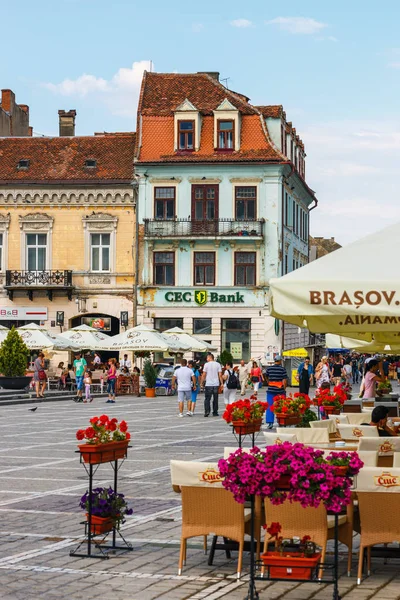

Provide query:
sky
left=2, top=0, right=400, bottom=245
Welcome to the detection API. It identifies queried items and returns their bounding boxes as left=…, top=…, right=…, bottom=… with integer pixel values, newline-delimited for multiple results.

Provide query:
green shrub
left=0, top=327, right=30, bottom=377
left=296, top=408, right=318, bottom=428
left=218, top=349, right=234, bottom=366
left=143, top=359, right=157, bottom=389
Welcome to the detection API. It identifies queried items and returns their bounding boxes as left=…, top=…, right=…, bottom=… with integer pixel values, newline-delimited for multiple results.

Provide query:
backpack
left=227, top=369, right=239, bottom=389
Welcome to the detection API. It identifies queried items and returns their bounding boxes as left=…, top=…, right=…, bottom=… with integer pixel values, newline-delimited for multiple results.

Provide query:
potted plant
left=0, top=327, right=31, bottom=390
left=76, top=415, right=131, bottom=464
left=315, top=387, right=347, bottom=415
left=272, top=393, right=311, bottom=426
left=324, top=451, right=364, bottom=477
left=79, top=486, right=133, bottom=535
left=377, top=381, right=392, bottom=398
left=143, top=359, right=157, bottom=397
left=222, top=396, right=268, bottom=434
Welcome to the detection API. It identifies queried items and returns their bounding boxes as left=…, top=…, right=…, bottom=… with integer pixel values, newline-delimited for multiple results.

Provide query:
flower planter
left=322, top=406, right=341, bottom=415
left=78, top=440, right=129, bottom=464
left=333, top=466, right=349, bottom=477
left=145, top=387, right=156, bottom=398
left=276, top=474, right=291, bottom=489
left=261, top=551, right=321, bottom=580
left=86, top=514, right=114, bottom=535
left=232, top=419, right=262, bottom=435
left=0, top=375, right=32, bottom=390
left=275, top=414, right=301, bottom=426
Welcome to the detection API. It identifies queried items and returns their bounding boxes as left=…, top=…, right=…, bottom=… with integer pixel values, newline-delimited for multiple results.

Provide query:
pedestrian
left=361, top=359, right=385, bottom=399
left=201, top=353, right=223, bottom=417
left=188, top=360, right=200, bottom=415
left=120, top=354, right=132, bottom=370
left=132, top=366, right=141, bottom=396
left=315, top=356, right=331, bottom=389
left=250, top=360, right=262, bottom=396
left=222, top=361, right=238, bottom=405
left=73, top=352, right=87, bottom=402
left=106, top=358, right=117, bottom=403
left=172, top=358, right=196, bottom=417
left=34, top=352, right=46, bottom=399
left=351, top=355, right=359, bottom=384
left=83, top=368, right=92, bottom=403
left=93, top=352, right=102, bottom=367
left=297, top=356, right=313, bottom=395
left=342, top=359, right=352, bottom=386
left=265, top=355, right=288, bottom=429
left=331, top=356, right=343, bottom=386
left=56, top=361, right=66, bottom=390
left=237, top=359, right=249, bottom=395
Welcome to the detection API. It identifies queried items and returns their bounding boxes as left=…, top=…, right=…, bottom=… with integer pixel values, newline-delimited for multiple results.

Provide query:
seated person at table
left=362, top=405, right=399, bottom=437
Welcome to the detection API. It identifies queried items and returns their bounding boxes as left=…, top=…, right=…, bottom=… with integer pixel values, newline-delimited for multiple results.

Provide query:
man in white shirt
left=237, top=360, right=249, bottom=395
left=120, top=354, right=132, bottom=370
left=172, top=358, right=196, bottom=417
left=201, top=353, right=223, bottom=417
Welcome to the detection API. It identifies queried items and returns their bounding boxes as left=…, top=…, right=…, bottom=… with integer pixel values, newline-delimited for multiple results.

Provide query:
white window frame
left=213, top=99, right=240, bottom=151
left=19, top=213, right=53, bottom=271
left=90, top=232, right=111, bottom=273
left=26, top=232, right=48, bottom=271
left=0, top=214, right=10, bottom=273
left=82, top=212, right=118, bottom=274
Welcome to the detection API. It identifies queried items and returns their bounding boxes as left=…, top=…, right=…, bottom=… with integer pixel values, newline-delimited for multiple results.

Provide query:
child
left=83, top=368, right=92, bottom=403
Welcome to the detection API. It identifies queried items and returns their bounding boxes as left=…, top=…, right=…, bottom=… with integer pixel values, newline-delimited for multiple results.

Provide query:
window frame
left=178, top=120, right=195, bottom=151
left=235, top=186, right=257, bottom=221
left=154, top=187, right=176, bottom=220
left=153, top=251, right=175, bottom=286
left=234, top=251, right=256, bottom=286
left=90, top=232, right=111, bottom=273
left=193, top=318, right=212, bottom=335
left=193, top=251, right=216, bottom=286
left=26, top=232, right=48, bottom=272
left=217, top=119, right=235, bottom=150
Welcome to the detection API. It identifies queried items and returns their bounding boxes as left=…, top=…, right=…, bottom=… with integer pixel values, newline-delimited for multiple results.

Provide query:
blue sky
left=2, top=0, right=400, bottom=244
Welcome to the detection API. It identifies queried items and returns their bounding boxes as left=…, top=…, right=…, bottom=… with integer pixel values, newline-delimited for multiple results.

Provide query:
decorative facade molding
left=0, top=213, right=11, bottom=231
left=229, top=177, right=263, bottom=183
left=0, top=188, right=134, bottom=207
left=82, top=212, right=118, bottom=231
left=89, top=276, right=111, bottom=284
left=19, top=212, right=54, bottom=230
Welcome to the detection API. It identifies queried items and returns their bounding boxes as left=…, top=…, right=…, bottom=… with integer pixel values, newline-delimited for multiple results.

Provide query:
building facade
left=0, top=113, right=136, bottom=354
left=0, top=89, right=31, bottom=137
left=134, top=71, right=317, bottom=362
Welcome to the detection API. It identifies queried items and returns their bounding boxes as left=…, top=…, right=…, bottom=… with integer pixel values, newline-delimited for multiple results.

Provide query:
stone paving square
left=0, top=393, right=399, bottom=599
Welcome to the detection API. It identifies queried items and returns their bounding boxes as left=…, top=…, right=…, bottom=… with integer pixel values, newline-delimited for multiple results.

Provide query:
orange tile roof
left=0, top=133, right=135, bottom=183
left=256, top=105, right=284, bottom=118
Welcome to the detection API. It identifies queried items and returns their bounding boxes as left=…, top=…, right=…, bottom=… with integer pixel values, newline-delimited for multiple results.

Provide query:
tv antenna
left=220, top=77, right=230, bottom=89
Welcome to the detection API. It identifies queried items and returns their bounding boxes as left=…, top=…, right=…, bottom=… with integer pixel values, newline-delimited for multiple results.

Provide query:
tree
left=143, top=359, right=157, bottom=389
left=218, top=349, right=234, bottom=366
left=0, top=327, right=30, bottom=377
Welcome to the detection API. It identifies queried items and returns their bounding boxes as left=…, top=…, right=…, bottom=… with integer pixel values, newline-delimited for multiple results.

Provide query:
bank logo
left=194, top=290, right=208, bottom=306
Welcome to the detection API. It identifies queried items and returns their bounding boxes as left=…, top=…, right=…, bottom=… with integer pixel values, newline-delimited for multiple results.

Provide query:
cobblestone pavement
left=0, top=391, right=399, bottom=599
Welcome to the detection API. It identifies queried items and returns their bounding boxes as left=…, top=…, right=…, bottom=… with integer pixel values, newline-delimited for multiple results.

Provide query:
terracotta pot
left=322, top=406, right=340, bottom=415
left=332, top=465, right=349, bottom=477
left=86, top=514, right=114, bottom=535
left=232, top=419, right=262, bottom=435
left=78, top=439, right=129, bottom=464
left=145, top=388, right=156, bottom=398
left=275, top=414, right=301, bottom=426
left=261, top=551, right=321, bottom=580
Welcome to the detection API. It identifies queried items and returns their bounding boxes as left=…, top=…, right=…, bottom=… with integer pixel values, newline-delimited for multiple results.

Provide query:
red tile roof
left=256, top=105, right=284, bottom=118
left=0, top=133, right=135, bottom=183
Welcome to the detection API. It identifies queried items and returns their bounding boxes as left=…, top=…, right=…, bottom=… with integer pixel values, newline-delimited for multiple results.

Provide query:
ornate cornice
left=0, top=188, right=134, bottom=207
left=82, top=212, right=118, bottom=230
left=19, top=212, right=54, bottom=230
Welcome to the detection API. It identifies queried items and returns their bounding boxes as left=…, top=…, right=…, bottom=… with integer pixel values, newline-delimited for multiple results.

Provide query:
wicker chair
left=263, top=432, right=297, bottom=445
left=337, top=425, right=379, bottom=441
left=346, top=412, right=372, bottom=426
left=263, top=498, right=354, bottom=577
left=310, top=419, right=337, bottom=433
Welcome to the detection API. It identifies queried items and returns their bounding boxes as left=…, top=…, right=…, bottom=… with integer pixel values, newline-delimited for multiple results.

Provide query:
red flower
left=119, top=420, right=128, bottom=433
left=107, top=421, right=117, bottom=432
left=125, top=432, right=131, bottom=440
left=76, top=429, right=85, bottom=441
left=99, top=414, right=109, bottom=424
left=89, top=416, right=99, bottom=425
left=265, top=522, right=282, bottom=537
left=85, top=427, right=96, bottom=439
left=301, top=535, right=311, bottom=544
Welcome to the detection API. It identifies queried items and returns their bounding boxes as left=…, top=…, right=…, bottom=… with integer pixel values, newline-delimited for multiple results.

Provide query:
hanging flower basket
left=261, top=551, right=322, bottom=580
left=86, top=514, right=114, bottom=535
left=275, top=414, right=301, bottom=427
left=76, top=415, right=131, bottom=464
left=232, top=419, right=262, bottom=435
left=78, top=440, right=129, bottom=464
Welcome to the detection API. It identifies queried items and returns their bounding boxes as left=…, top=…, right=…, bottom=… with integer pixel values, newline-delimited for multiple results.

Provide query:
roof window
left=17, top=159, right=30, bottom=170
left=84, top=159, right=97, bottom=168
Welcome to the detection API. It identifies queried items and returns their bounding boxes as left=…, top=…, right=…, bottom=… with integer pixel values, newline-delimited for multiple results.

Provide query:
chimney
left=28, top=126, right=33, bottom=137
left=58, top=109, right=76, bottom=136
left=197, top=71, right=220, bottom=81
left=1, top=89, right=14, bottom=113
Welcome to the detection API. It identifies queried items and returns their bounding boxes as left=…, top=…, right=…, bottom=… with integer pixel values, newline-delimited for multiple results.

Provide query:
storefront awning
left=282, top=347, right=308, bottom=357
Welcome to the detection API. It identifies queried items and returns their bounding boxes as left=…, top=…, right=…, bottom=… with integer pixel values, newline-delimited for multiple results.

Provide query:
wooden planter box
left=78, top=440, right=129, bottom=464
left=275, top=414, right=301, bottom=426
left=232, top=419, right=262, bottom=435
left=322, top=406, right=341, bottom=415
left=87, top=514, right=114, bottom=535
left=261, top=551, right=321, bottom=580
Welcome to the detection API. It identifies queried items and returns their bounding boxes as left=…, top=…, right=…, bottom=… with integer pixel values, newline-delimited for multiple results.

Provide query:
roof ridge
left=200, top=72, right=257, bottom=113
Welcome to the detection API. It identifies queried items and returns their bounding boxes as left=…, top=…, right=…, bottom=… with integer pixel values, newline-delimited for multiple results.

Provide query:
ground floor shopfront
left=138, top=287, right=280, bottom=363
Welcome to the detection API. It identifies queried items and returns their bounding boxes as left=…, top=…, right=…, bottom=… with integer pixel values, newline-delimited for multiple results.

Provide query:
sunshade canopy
left=282, top=347, right=309, bottom=358
left=59, top=324, right=110, bottom=350
left=100, top=324, right=190, bottom=352
left=162, top=327, right=215, bottom=352
left=270, top=223, right=400, bottom=343
left=17, top=323, right=78, bottom=350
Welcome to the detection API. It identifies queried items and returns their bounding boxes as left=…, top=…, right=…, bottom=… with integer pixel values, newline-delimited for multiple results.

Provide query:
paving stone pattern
left=0, top=391, right=398, bottom=599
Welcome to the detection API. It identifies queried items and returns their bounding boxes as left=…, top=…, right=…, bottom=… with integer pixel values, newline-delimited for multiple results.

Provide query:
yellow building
left=0, top=117, right=136, bottom=351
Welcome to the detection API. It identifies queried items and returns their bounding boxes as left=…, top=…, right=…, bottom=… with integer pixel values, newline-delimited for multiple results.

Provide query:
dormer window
left=178, top=121, right=194, bottom=150
left=17, top=159, right=30, bottom=170
left=84, top=159, right=97, bottom=168
left=217, top=120, right=234, bottom=149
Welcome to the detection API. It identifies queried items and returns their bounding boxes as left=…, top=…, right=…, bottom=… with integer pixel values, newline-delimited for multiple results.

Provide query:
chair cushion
left=244, top=508, right=252, bottom=522
left=327, top=515, right=347, bottom=528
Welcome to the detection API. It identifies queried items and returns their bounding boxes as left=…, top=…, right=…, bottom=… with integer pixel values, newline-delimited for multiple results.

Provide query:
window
left=284, top=253, right=288, bottom=275
left=26, top=233, right=47, bottom=271
left=193, top=318, right=212, bottom=335
left=221, top=318, right=251, bottom=362
left=17, top=159, right=30, bottom=170
left=235, top=252, right=256, bottom=286
left=154, top=252, right=175, bottom=285
left=235, top=187, right=256, bottom=220
left=217, top=120, right=234, bottom=149
left=0, top=233, right=3, bottom=271
left=154, top=318, right=183, bottom=332
left=154, top=187, right=175, bottom=220
left=91, top=233, right=110, bottom=272
left=84, top=159, right=97, bottom=168
left=178, top=121, right=194, bottom=150
left=194, top=252, right=215, bottom=286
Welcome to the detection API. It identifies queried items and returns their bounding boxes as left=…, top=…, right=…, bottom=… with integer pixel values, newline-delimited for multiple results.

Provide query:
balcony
left=144, top=218, right=264, bottom=239
left=5, top=270, right=74, bottom=301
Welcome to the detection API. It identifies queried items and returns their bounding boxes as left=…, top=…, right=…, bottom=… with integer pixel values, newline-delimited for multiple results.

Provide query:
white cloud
left=266, top=17, right=327, bottom=35
left=230, top=18, right=252, bottom=28
left=388, top=62, right=400, bottom=69
left=44, top=60, right=152, bottom=117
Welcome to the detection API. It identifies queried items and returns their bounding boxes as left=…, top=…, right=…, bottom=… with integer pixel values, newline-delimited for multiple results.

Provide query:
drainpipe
left=132, top=178, right=139, bottom=327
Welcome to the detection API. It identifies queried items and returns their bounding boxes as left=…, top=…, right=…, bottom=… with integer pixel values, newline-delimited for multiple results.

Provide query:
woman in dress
left=297, top=356, right=313, bottom=395
left=132, top=366, right=141, bottom=397
left=106, top=358, right=117, bottom=404
left=33, top=352, right=46, bottom=398
left=362, top=359, right=385, bottom=399
left=250, top=360, right=262, bottom=396
left=315, top=356, right=332, bottom=389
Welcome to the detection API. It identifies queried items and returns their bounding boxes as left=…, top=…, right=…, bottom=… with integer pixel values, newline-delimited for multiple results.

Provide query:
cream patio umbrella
left=325, top=333, right=400, bottom=354
left=58, top=324, right=110, bottom=350
left=0, top=325, right=9, bottom=344
left=16, top=323, right=78, bottom=351
left=162, top=327, right=216, bottom=352
left=269, top=222, right=400, bottom=345
left=100, top=324, right=190, bottom=353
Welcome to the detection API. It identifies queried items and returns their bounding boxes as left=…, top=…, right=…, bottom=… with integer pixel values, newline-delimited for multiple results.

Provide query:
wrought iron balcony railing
left=5, top=270, right=74, bottom=301
left=144, top=218, right=264, bottom=238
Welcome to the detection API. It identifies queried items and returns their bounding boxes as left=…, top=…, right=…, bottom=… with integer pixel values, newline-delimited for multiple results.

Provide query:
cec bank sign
left=165, top=290, right=245, bottom=306
left=138, top=288, right=266, bottom=308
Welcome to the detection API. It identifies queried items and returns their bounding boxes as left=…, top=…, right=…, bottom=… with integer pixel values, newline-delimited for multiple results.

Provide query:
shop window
left=154, top=318, right=183, bottom=332
left=221, top=319, right=251, bottom=362
left=193, top=318, right=212, bottom=335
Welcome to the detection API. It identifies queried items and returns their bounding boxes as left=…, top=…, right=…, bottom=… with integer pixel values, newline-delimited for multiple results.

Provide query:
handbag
left=251, top=376, right=259, bottom=383
left=38, top=370, right=47, bottom=381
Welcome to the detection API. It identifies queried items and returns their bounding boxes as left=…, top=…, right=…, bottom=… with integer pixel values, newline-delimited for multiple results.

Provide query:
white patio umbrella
left=100, top=324, right=190, bottom=352
left=16, top=323, right=78, bottom=351
left=325, top=333, right=400, bottom=354
left=162, top=327, right=215, bottom=352
left=59, top=324, right=110, bottom=350
left=0, top=325, right=9, bottom=344
left=269, top=222, right=400, bottom=345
